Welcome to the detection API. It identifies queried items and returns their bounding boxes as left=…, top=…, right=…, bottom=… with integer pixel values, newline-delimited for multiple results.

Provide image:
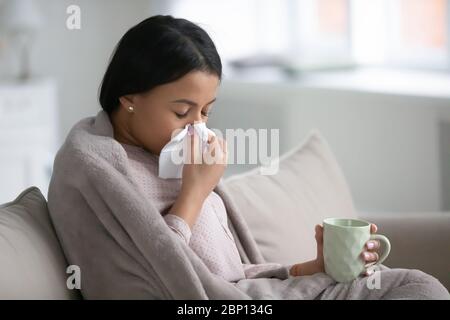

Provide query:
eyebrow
left=170, top=98, right=216, bottom=107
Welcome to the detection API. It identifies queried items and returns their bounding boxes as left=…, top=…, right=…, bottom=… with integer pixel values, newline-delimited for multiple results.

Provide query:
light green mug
left=323, top=218, right=391, bottom=283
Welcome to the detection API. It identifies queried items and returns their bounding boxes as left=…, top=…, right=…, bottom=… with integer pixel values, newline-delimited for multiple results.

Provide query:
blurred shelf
left=0, top=78, right=58, bottom=203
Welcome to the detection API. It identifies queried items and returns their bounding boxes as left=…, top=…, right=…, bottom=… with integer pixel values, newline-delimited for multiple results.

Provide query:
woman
left=99, top=14, right=385, bottom=281
left=48, top=15, right=449, bottom=299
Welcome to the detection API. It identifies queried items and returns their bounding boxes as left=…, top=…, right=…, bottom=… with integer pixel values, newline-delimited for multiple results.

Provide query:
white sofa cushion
left=224, top=130, right=357, bottom=265
left=0, top=187, right=80, bottom=299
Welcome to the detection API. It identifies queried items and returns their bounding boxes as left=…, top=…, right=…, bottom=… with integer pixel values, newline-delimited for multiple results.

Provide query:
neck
left=108, top=108, right=160, bottom=157
left=109, top=109, right=141, bottom=147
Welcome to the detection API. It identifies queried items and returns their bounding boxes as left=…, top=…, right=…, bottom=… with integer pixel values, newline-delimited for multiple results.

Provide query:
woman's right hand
left=180, top=129, right=228, bottom=201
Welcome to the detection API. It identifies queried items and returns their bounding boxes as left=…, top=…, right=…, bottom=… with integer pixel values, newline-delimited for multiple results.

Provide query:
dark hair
left=99, top=15, right=222, bottom=114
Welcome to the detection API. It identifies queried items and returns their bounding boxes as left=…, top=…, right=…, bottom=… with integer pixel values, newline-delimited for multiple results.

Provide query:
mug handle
left=364, top=234, right=391, bottom=268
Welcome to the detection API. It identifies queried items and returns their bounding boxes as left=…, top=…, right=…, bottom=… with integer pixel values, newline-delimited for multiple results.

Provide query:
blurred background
left=0, top=0, right=449, bottom=214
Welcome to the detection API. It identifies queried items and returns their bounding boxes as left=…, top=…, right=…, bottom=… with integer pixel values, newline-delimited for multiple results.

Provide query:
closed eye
left=174, top=110, right=212, bottom=118
left=174, top=111, right=188, bottom=118
left=171, top=98, right=216, bottom=119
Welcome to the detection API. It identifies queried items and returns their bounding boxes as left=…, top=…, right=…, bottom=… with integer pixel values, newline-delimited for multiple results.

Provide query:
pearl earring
left=128, top=106, right=134, bottom=113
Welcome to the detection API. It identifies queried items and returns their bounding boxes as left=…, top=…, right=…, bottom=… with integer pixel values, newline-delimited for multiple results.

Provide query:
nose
left=194, top=107, right=208, bottom=124
left=192, top=114, right=203, bottom=124
left=186, top=119, right=203, bottom=134
left=184, top=110, right=206, bottom=128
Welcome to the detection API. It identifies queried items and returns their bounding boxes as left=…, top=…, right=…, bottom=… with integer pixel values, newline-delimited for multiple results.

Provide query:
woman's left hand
left=314, top=223, right=381, bottom=277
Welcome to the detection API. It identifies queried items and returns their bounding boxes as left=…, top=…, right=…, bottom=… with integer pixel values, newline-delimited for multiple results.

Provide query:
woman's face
left=111, top=70, right=220, bottom=155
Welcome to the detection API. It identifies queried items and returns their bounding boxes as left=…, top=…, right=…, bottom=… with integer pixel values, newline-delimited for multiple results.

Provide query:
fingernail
left=367, top=241, right=374, bottom=249
left=363, top=252, right=371, bottom=260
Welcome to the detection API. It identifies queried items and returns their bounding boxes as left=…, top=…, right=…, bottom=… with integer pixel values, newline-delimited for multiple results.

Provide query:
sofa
left=0, top=130, right=449, bottom=299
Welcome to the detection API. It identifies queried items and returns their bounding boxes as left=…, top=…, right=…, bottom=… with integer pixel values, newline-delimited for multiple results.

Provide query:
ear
left=118, top=94, right=136, bottom=108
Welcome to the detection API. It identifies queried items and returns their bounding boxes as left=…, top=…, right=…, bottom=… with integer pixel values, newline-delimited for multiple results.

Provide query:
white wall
left=1, top=0, right=170, bottom=145
left=210, top=80, right=450, bottom=213
left=0, top=0, right=179, bottom=201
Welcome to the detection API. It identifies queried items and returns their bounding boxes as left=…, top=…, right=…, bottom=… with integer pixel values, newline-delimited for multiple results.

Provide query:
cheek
left=134, top=108, right=181, bottom=151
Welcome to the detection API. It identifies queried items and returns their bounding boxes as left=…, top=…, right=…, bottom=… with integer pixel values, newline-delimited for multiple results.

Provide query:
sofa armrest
left=359, top=212, right=450, bottom=291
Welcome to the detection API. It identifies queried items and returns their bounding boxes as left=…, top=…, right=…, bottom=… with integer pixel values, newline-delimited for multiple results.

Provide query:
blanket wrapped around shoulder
left=47, top=110, right=450, bottom=300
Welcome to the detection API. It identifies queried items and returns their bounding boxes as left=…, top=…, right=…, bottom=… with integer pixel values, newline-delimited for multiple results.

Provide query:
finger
left=221, top=138, right=227, bottom=154
left=315, top=224, right=323, bottom=235
left=315, top=225, right=323, bottom=244
left=210, top=137, right=223, bottom=158
left=208, top=134, right=216, bottom=146
left=183, top=130, right=193, bottom=164
left=219, top=139, right=228, bottom=165
left=361, top=251, right=379, bottom=263
left=205, top=135, right=216, bottom=157
left=314, top=224, right=322, bottom=232
left=365, top=240, right=381, bottom=251
left=189, top=128, right=201, bottom=164
left=210, top=137, right=225, bottom=159
left=204, top=137, right=225, bottom=164
left=207, top=132, right=215, bottom=143
left=370, top=223, right=378, bottom=234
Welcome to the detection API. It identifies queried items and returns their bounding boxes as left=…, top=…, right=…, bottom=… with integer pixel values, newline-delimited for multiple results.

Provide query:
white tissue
left=158, top=122, right=216, bottom=179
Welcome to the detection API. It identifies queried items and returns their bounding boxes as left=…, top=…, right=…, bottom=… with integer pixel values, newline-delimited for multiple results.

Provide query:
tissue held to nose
left=158, top=122, right=216, bottom=179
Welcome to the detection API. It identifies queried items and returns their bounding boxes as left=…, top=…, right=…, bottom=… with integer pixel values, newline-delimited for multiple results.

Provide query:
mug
left=323, top=218, right=391, bottom=283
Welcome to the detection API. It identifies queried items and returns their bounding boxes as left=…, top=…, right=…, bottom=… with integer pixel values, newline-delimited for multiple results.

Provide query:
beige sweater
left=120, top=142, right=292, bottom=282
